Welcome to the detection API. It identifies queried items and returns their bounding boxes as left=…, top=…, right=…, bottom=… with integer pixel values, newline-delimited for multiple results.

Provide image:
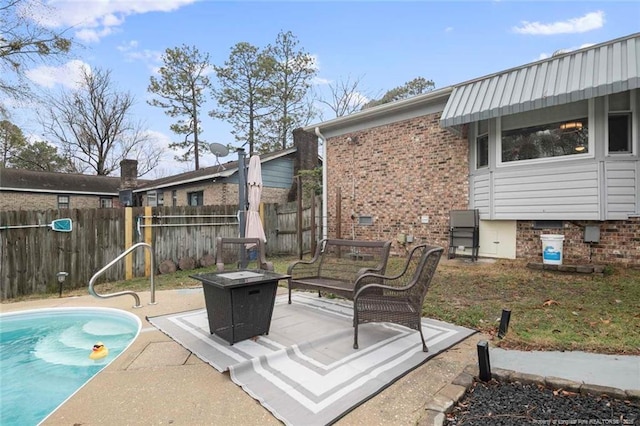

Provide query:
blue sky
left=8, top=1, right=640, bottom=176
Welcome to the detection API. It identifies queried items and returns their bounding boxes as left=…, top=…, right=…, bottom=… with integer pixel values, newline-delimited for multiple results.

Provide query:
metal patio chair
left=352, top=244, right=444, bottom=352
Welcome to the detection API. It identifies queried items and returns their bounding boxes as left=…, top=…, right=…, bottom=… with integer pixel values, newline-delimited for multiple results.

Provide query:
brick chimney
left=288, top=128, right=319, bottom=201
left=292, top=128, right=319, bottom=173
left=119, top=159, right=138, bottom=189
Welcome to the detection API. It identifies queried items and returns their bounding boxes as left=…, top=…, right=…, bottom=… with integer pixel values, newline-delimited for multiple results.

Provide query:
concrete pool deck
left=1, top=288, right=485, bottom=425
left=3, top=286, right=637, bottom=425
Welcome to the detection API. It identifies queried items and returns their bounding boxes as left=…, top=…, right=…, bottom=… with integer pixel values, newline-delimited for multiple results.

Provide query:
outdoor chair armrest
left=353, top=272, right=386, bottom=293
left=354, top=282, right=411, bottom=300
left=354, top=252, right=415, bottom=292
left=287, top=258, right=320, bottom=277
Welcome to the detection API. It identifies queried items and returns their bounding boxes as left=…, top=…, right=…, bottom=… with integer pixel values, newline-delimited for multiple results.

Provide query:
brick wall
left=324, top=111, right=639, bottom=266
left=518, top=218, right=640, bottom=266
left=325, top=111, right=469, bottom=255
left=147, top=184, right=289, bottom=207
left=0, top=192, right=118, bottom=210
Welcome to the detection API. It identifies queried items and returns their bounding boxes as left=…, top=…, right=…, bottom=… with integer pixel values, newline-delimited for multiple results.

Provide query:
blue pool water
left=0, top=307, right=141, bottom=425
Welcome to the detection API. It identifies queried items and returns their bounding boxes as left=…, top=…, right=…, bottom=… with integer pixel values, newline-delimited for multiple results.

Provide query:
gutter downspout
left=315, top=127, right=328, bottom=240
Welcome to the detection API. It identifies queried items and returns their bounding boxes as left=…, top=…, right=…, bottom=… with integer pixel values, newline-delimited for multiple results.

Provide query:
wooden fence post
left=297, top=175, right=303, bottom=259
left=125, top=207, right=133, bottom=280
left=144, top=206, right=152, bottom=277
left=310, top=194, right=316, bottom=255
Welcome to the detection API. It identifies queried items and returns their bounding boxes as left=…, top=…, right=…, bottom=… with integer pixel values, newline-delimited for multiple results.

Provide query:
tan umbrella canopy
left=245, top=155, right=266, bottom=244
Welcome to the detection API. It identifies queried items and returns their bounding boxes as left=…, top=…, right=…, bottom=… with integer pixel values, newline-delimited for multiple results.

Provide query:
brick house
left=0, top=167, right=125, bottom=211
left=0, top=135, right=319, bottom=211
left=303, top=33, right=640, bottom=266
left=132, top=135, right=319, bottom=207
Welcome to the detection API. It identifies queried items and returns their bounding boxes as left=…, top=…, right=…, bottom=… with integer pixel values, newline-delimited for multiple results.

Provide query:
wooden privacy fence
left=0, top=198, right=322, bottom=300
left=264, top=195, right=320, bottom=257
left=1, top=208, right=125, bottom=299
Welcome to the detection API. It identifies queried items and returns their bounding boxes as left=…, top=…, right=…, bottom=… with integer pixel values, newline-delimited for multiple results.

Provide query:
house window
left=533, top=220, right=563, bottom=229
left=57, top=195, right=69, bottom=209
left=100, top=197, right=113, bottom=208
left=187, top=191, right=203, bottom=206
left=147, top=191, right=158, bottom=207
left=172, top=190, right=177, bottom=207
left=476, top=120, right=489, bottom=168
left=501, top=118, right=588, bottom=163
left=157, top=191, right=164, bottom=206
left=358, top=216, right=373, bottom=226
left=607, top=92, right=632, bottom=154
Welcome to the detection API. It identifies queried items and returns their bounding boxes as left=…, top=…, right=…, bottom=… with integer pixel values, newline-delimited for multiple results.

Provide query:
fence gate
left=266, top=197, right=321, bottom=257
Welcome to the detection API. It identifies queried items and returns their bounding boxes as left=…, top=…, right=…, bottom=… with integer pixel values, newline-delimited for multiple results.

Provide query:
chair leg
left=288, top=287, right=292, bottom=304
left=353, top=323, right=359, bottom=349
left=418, top=325, right=428, bottom=353
left=353, top=309, right=359, bottom=349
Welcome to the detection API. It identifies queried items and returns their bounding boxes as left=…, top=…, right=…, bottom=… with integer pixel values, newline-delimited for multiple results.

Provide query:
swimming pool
left=0, top=307, right=141, bottom=425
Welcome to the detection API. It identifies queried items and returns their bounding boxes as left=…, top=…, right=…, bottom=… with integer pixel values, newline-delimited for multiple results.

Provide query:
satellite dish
left=209, top=143, right=229, bottom=170
left=209, top=143, right=229, bottom=158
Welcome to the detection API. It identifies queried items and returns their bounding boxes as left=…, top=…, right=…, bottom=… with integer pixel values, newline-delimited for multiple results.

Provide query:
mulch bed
left=445, top=379, right=639, bottom=425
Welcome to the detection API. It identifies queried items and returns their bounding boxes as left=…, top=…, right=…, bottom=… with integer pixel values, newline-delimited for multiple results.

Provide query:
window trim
left=605, top=91, right=635, bottom=156
left=146, top=190, right=158, bottom=207
left=357, top=215, right=373, bottom=226
left=57, top=195, right=69, bottom=209
left=475, top=120, right=489, bottom=169
left=99, top=197, right=113, bottom=208
left=496, top=99, right=595, bottom=168
left=187, top=190, right=204, bottom=206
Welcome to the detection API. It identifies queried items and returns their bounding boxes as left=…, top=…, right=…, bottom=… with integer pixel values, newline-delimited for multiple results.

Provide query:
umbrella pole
left=237, top=148, right=247, bottom=267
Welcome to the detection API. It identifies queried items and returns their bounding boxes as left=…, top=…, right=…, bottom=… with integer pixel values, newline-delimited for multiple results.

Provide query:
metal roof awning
left=440, top=33, right=640, bottom=128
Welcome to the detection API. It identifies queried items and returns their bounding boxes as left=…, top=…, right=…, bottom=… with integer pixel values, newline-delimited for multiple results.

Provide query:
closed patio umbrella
left=245, top=155, right=266, bottom=245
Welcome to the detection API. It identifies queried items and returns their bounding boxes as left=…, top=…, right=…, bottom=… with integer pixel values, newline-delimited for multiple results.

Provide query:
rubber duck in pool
left=89, top=342, right=109, bottom=360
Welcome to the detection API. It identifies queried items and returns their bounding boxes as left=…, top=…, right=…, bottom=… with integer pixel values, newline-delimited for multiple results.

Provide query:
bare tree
left=0, top=0, right=72, bottom=112
left=318, top=74, right=371, bottom=118
left=42, top=67, right=162, bottom=176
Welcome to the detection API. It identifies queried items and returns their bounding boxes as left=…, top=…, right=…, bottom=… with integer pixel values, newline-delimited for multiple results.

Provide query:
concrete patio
left=1, top=287, right=484, bottom=425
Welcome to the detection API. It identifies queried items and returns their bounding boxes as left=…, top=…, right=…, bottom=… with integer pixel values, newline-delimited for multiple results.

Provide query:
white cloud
left=312, top=77, right=332, bottom=85
left=445, top=27, right=454, bottom=33
left=348, top=91, right=369, bottom=108
left=29, top=0, right=200, bottom=43
left=25, top=60, right=90, bottom=89
left=513, top=11, right=604, bottom=35
left=75, top=26, right=117, bottom=43
left=537, top=43, right=597, bottom=61
left=117, top=40, right=163, bottom=74
left=143, top=129, right=198, bottom=177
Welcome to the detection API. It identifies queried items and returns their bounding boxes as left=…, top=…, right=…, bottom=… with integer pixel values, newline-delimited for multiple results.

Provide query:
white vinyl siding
left=471, top=173, right=490, bottom=217
left=488, top=164, right=600, bottom=220
left=605, top=161, right=638, bottom=218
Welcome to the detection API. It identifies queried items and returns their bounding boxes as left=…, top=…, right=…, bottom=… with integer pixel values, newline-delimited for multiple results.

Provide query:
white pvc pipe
left=314, top=127, right=328, bottom=240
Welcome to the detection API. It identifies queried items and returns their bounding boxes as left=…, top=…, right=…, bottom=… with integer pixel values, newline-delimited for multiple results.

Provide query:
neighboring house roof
left=441, top=32, right=640, bottom=128
left=134, top=147, right=298, bottom=193
left=0, top=168, right=123, bottom=195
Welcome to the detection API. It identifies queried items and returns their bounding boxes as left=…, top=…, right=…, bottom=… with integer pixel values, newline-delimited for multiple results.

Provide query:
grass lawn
left=422, top=258, right=640, bottom=355
left=10, top=255, right=640, bottom=355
